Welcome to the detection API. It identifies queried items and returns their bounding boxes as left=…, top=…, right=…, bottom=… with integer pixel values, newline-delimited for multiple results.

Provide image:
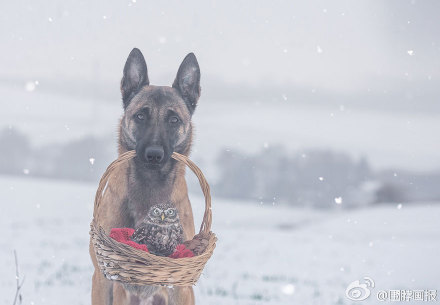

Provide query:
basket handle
left=93, top=151, right=212, bottom=235
left=171, top=152, right=212, bottom=235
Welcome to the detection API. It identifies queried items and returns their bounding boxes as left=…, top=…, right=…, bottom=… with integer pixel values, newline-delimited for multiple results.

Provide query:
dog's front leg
left=91, top=269, right=114, bottom=305
left=167, top=286, right=194, bottom=305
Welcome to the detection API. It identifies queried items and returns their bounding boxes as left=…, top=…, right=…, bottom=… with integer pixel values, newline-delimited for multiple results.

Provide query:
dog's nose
left=144, top=146, right=164, bottom=164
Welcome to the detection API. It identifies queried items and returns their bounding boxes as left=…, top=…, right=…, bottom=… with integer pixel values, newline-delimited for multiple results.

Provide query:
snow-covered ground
left=1, top=175, right=439, bottom=305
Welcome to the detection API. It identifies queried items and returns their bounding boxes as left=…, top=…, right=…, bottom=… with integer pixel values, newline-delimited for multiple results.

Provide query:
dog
left=89, top=48, right=201, bottom=305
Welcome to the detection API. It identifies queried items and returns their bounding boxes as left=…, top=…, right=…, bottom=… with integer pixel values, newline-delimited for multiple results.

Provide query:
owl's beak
left=161, top=213, right=165, bottom=221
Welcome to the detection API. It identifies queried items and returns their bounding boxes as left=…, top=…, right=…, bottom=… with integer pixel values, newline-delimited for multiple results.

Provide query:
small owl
left=131, top=203, right=184, bottom=257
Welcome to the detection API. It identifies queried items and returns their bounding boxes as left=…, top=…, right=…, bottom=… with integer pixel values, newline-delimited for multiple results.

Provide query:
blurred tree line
left=0, top=128, right=115, bottom=182
left=214, top=147, right=440, bottom=208
left=215, top=147, right=374, bottom=208
left=1, top=127, right=440, bottom=208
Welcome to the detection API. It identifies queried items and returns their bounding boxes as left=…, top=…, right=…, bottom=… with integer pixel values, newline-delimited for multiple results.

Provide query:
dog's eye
left=169, top=116, right=179, bottom=124
left=136, top=113, right=145, bottom=120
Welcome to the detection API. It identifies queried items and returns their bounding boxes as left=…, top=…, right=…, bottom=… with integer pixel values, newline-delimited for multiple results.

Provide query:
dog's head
left=119, top=48, right=201, bottom=171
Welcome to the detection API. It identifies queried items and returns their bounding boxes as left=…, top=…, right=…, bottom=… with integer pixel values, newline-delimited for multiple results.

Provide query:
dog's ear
left=172, top=53, right=201, bottom=115
left=121, top=48, right=149, bottom=108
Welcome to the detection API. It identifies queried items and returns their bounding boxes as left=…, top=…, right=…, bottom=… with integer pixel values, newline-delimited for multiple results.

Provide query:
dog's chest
left=125, top=190, right=172, bottom=228
left=125, top=199, right=153, bottom=228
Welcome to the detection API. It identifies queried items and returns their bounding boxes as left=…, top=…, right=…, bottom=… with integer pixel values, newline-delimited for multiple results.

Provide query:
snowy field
left=1, top=175, right=439, bottom=305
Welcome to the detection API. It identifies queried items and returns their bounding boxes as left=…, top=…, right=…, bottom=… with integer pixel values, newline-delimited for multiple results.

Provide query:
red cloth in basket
left=110, top=228, right=194, bottom=258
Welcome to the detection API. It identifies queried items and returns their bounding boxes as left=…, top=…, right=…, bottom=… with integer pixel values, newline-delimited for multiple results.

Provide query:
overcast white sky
left=1, top=0, right=439, bottom=171
left=1, top=0, right=439, bottom=93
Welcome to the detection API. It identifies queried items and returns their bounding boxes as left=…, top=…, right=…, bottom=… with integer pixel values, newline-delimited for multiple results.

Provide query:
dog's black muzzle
left=136, top=144, right=171, bottom=169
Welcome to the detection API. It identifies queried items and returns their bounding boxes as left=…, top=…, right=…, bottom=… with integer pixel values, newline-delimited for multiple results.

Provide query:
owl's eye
left=153, top=208, right=161, bottom=216
left=166, top=208, right=175, bottom=216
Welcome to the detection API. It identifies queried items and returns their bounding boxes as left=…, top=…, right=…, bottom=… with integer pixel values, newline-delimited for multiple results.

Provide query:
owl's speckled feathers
left=131, top=203, right=183, bottom=257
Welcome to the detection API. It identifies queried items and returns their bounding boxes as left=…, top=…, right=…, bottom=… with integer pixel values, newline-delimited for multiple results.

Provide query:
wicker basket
left=89, top=151, right=217, bottom=286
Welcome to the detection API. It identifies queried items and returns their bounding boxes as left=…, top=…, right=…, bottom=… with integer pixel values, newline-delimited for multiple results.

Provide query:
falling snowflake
left=397, top=203, right=402, bottom=210
left=23, top=169, right=30, bottom=175
left=317, top=45, right=323, bottom=53
left=89, top=158, right=95, bottom=165
left=407, top=50, right=414, bottom=56
left=263, top=142, right=269, bottom=148
left=25, top=81, right=36, bottom=92
left=318, top=176, right=324, bottom=181
left=281, top=284, right=295, bottom=295
left=48, top=17, right=53, bottom=22
left=334, top=197, right=342, bottom=204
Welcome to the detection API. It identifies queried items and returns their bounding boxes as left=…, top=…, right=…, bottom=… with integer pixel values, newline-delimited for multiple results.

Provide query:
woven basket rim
left=91, top=221, right=216, bottom=262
